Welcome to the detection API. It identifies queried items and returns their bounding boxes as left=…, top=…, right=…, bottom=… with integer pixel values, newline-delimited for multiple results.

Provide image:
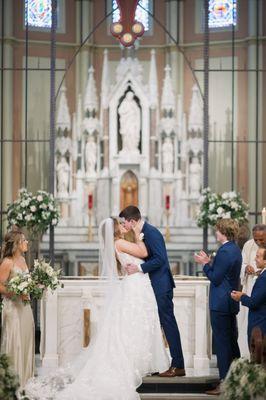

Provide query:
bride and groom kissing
left=26, top=205, right=185, bottom=400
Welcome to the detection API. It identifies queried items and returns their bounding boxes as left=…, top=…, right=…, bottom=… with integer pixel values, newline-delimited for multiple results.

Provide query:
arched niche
left=120, top=170, right=138, bottom=210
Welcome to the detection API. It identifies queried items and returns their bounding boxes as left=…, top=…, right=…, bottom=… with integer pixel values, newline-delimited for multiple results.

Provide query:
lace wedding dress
left=25, top=250, right=170, bottom=400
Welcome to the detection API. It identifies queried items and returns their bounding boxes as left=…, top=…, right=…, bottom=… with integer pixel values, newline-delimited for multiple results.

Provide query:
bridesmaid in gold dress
left=0, top=227, right=35, bottom=389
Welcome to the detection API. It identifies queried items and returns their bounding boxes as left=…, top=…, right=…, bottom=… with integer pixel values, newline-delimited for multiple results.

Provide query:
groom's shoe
left=158, top=367, right=186, bottom=377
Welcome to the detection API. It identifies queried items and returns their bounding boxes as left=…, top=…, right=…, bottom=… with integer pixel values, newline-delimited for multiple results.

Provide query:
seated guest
left=194, top=219, right=242, bottom=396
left=238, top=224, right=266, bottom=357
left=231, top=246, right=266, bottom=347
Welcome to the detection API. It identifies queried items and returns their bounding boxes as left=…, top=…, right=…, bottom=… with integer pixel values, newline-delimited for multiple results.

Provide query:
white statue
left=85, top=136, right=97, bottom=177
left=56, top=156, right=70, bottom=196
left=162, top=137, right=174, bottom=174
left=189, top=156, right=202, bottom=197
left=118, top=91, right=140, bottom=153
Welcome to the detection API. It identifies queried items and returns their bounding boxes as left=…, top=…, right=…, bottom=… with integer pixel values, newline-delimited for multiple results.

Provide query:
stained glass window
left=25, top=0, right=52, bottom=28
left=112, top=0, right=150, bottom=32
left=209, top=0, right=237, bottom=28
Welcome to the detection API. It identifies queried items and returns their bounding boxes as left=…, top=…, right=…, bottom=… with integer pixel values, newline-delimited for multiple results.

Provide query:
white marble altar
left=41, top=277, right=211, bottom=373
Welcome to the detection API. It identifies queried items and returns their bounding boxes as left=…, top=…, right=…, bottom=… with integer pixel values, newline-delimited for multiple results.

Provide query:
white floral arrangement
left=196, top=187, right=249, bottom=228
left=221, top=358, right=266, bottom=400
left=30, top=259, right=62, bottom=300
left=7, top=188, right=60, bottom=236
left=6, top=271, right=33, bottom=303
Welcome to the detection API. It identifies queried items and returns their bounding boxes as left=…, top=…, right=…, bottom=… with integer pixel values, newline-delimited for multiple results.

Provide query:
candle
left=88, top=194, right=93, bottom=210
left=165, top=195, right=170, bottom=210
left=262, top=207, right=266, bottom=225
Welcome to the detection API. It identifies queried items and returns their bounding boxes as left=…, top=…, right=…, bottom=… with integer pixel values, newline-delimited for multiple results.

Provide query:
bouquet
left=30, top=259, right=62, bottom=300
left=0, top=353, right=20, bottom=400
left=6, top=271, right=33, bottom=303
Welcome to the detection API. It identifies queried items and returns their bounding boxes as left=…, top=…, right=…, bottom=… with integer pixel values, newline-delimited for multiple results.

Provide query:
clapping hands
left=194, top=250, right=211, bottom=265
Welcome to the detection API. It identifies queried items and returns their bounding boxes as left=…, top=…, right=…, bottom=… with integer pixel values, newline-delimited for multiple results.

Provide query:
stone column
left=149, top=109, right=157, bottom=168
left=193, top=284, right=210, bottom=371
left=103, top=109, right=109, bottom=168
left=42, top=290, right=59, bottom=370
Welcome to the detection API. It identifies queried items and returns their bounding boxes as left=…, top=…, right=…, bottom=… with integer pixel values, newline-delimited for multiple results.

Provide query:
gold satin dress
left=1, top=266, right=35, bottom=388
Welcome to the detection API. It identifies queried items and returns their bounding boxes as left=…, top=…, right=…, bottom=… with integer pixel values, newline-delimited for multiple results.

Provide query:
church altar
left=41, top=277, right=211, bottom=373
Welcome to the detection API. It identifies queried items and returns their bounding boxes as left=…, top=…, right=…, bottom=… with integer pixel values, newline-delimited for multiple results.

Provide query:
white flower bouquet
left=30, top=259, right=62, bottom=300
left=196, top=187, right=249, bottom=228
left=222, top=358, right=266, bottom=400
left=7, top=188, right=60, bottom=237
left=6, top=271, right=33, bottom=303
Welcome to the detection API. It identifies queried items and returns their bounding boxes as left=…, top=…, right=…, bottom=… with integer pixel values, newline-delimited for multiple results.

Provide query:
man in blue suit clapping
left=119, top=206, right=185, bottom=377
left=194, top=219, right=242, bottom=395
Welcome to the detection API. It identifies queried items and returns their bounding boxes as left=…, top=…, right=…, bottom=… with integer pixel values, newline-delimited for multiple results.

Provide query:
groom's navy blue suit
left=140, top=222, right=184, bottom=369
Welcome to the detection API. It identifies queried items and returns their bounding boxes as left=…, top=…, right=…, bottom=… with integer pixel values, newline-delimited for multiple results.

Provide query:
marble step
left=140, top=395, right=217, bottom=400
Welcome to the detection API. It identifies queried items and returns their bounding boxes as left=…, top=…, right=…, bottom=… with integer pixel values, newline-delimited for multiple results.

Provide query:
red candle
left=165, top=195, right=170, bottom=210
left=88, top=194, right=93, bottom=210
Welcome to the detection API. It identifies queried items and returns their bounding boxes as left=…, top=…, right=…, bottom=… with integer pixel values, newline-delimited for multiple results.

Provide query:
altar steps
left=137, top=375, right=219, bottom=400
left=140, top=395, right=217, bottom=399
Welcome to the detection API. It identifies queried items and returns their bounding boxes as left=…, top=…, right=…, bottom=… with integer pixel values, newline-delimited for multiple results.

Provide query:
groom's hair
left=119, top=206, right=141, bottom=221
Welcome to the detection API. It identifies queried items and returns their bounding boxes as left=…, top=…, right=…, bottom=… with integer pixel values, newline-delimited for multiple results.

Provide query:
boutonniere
left=139, top=233, right=144, bottom=241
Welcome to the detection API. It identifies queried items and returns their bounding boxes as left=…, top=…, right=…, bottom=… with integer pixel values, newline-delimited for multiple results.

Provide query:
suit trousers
left=156, top=290, right=184, bottom=369
left=210, top=311, right=240, bottom=380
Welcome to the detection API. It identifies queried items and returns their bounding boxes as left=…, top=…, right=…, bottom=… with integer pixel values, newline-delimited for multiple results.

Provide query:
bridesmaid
left=0, top=227, right=35, bottom=389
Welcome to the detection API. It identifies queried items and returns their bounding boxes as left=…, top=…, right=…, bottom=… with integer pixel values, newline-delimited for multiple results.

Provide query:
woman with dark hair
left=0, top=227, right=35, bottom=389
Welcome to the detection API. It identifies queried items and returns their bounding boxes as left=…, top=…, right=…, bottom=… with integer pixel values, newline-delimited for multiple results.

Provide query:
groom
left=119, top=205, right=185, bottom=377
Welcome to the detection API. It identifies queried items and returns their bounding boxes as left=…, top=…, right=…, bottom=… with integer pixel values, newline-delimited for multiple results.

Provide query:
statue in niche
left=162, top=137, right=174, bottom=174
left=189, top=156, right=202, bottom=197
left=56, top=156, right=70, bottom=196
left=85, top=135, right=97, bottom=177
left=118, top=91, right=140, bottom=153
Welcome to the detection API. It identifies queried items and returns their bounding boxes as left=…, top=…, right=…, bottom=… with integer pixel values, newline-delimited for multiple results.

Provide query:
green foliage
left=196, top=187, right=249, bottom=228
left=0, top=354, right=19, bottom=400
left=221, top=358, right=266, bottom=400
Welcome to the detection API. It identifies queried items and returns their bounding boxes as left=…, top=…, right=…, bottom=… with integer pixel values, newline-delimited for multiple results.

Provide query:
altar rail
left=41, top=277, right=211, bottom=373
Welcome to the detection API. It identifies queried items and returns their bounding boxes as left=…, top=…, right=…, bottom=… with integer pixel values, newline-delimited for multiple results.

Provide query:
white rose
left=223, top=212, right=231, bottom=219
left=17, top=213, right=23, bottom=220
left=30, top=205, right=36, bottom=212
left=25, top=214, right=32, bottom=221
left=52, top=218, right=58, bottom=225
left=217, top=207, right=224, bottom=215
left=37, top=195, right=43, bottom=202
left=40, top=203, right=48, bottom=209
left=18, top=281, right=28, bottom=290
left=48, top=204, right=54, bottom=211
left=222, top=192, right=228, bottom=199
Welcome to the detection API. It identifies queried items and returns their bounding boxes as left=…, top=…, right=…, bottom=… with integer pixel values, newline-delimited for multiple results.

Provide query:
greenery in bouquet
left=6, top=188, right=60, bottom=237
left=0, top=353, right=19, bottom=400
left=197, top=187, right=249, bottom=228
left=30, top=259, right=62, bottom=300
left=6, top=271, right=33, bottom=304
left=221, top=358, right=266, bottom=400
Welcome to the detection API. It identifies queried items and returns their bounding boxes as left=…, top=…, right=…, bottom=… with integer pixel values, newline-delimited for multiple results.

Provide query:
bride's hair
left=112, top=218, right=123, bottom=240
left=1, top=226, right=24, bottom=261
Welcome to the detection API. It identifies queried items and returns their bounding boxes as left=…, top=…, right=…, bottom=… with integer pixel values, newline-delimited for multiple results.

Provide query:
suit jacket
left=241, top=269, right=266, bottom=336
left=203, top=241, right=242, bottom=314
left=140, top=222, right=175, bottom=296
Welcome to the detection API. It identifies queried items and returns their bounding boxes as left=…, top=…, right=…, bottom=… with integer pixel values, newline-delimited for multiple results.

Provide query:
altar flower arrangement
left=196, top=187, right=249, bottom=228
left=30, top=259, right=62, bottom=300
left=221, top=358, right=266, bottom=400
left=6, top=188, right=60, bottom=237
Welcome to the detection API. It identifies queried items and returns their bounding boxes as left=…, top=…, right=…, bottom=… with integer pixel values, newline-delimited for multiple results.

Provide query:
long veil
left=98, top=218, right=119, bottom=279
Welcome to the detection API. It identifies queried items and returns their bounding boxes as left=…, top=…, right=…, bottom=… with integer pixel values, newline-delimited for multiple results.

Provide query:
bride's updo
left=1, top=226, right=24, bottom=260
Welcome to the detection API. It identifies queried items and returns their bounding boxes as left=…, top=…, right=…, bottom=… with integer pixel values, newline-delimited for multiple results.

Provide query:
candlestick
left=165, top=195, right=170, bottom=210
left=262, top=207, right=266, bottom=225
left=88, top=194, right=93, bottom=210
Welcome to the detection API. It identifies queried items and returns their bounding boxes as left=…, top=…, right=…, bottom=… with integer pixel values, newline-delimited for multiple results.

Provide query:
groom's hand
left=125, top=263, right=139, bottom=275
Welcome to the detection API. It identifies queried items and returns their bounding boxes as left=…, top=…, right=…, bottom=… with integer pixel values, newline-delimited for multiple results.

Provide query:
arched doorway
left=120, top=171, right=138, bottom=209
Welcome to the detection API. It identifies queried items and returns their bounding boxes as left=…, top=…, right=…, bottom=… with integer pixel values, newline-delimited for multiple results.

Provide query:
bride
left=26, top=217, right=170, bottom=400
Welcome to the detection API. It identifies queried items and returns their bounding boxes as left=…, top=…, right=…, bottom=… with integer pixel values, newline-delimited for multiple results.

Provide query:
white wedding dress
left=25, top=249, right=170, bottom=400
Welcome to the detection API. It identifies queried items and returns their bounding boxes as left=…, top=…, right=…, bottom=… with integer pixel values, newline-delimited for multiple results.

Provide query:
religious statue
left=85, top=135, right=97, bottom=177
left=56, top=156, right=70, bottom=196
left=118, top=91, right=140, bottom=153
left=189, top=156, right=202, bottom=197
left=162, top=137, right=174, bottom=174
